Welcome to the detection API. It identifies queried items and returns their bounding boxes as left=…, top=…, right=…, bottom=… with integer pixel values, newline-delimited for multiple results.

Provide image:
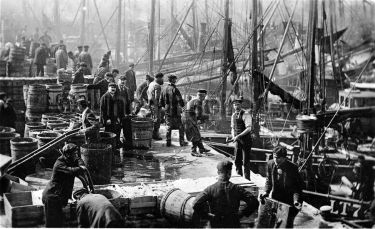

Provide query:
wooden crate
left=4, top=192, right=44, bottom=227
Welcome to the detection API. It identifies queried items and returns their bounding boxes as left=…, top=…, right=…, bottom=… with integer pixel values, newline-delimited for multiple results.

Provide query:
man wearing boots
left=147, top=72, right=164, bottom=140
left=160, top=74, right=188, bottom=147
left=231, top=98, right=253, bottom=180
left=182, top=89, right=210, bottom=157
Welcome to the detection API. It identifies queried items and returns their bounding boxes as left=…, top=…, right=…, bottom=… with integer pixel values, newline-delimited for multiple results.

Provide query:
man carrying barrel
left=42, top=143, right=91, bottom=227
left=100, top=82, right=123, bottom=148
left=159, top=74, right=188, bottom=147
left=73, top=188, right=125, bottom=228
left=193, top=160, right=259, bottom=228
left=77, top=98, right=100, bottom=144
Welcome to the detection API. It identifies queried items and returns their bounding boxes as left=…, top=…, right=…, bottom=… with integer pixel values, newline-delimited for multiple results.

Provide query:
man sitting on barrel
left=193, top=160, right=259, bottom=228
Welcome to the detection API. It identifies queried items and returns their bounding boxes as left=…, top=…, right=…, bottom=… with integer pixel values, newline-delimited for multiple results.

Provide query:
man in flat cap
left=116, top=75, right=132, bottom=148
left=193, top=160, right=259, bottom=228
left=147, top=72, right=164, bottom=140
left=231, top=97, right=253, bottom=180
left=260, top=146, right=304, bottom=227
left=77, top=98, right=100, bottom=144
left=78, top=45, right=93, bottom=74
left=34, top=42, right=49, bottom=76
left=55, top=44, right=68, bottom=70
left=160, top=74, right=188, bottom=147
left=135, top=74, right=154, bottom=114
left=72, top=62, right=87, bottom=84
left=42, top=143, right=89, bottom=227
left=74, top=45, right=83, bottom=59
left=100, top=82, right=123, bottom=147
left=125, top=63, right=136, bottom=103
left=73, top=188, right=125, bottom=228
left=182, top=89, right=210, bottom=156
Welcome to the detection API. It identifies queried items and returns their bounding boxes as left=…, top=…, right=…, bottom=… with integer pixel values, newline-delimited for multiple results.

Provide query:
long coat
left=78, top=51, right=93, bottom=70
left=193, top=179, right=259, bottom=228
left=182, top=99, right=204, bottom=142
left=125, top=69, right=136, bottom=98
left=100, top=92, right=124, bottom=126
left=34, top=46, right=48, bottom=65
left=55, top=49, right=68, bottom=69
left=264, top=159, right=304, bottom=206
left=159, top=83, right=184, bottom=117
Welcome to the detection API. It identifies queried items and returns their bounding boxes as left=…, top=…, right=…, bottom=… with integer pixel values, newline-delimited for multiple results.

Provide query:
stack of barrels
left=0, top=60, right=6, bottom=77
left=8, top=46, right=26, bottom=76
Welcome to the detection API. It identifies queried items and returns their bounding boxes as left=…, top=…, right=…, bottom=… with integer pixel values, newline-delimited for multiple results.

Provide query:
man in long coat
left=182, top=89, right=210, bottom=156
left=117, top=75, right=132, bottom=148
left=34, top=43, right=49, bottom=76
left=55, top=45, right=68, bottom=70
left=147, top=72, right=163, bottom=140
left=160, top=74, right=187, bottom=147
left=78, top=45, right=93, bottom=74
left=125, top=63, right=136, bottom=102
left=100, top=82, right=123, bottom=147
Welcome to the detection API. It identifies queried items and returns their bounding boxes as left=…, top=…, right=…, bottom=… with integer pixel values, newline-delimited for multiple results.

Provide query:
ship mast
left=149, top=0, right=156, bottom=75
left=220, top=0, right=229, bottom=120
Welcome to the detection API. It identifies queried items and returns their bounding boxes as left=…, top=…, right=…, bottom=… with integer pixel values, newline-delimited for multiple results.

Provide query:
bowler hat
left=198, top=89, right=207, bottom=94
left=155, top=72, right=164, bottom=78
left=108, top=82, right=117, bottom=87
left=168, top=75, right=177, bottom=80
left=119, top=75, right=127, bottom=80
left=77, top=98, right=87, bottom=107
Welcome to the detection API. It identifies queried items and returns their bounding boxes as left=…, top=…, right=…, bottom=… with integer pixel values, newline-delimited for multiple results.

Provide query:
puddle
left=111, top=149, right=188, bottom=183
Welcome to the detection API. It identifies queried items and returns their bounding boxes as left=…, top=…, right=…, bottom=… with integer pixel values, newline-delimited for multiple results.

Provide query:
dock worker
left=34, top=42, right=49, bottom=76
left=134, top=74, right=153, bottom=114
left=42, top=143, right=90, bottom=227
left=97, top=51, right=111, bottom=72
left=147, top=72, right=164, bottom=140
left=55, top=44, right=68, bottom=70
left=112, top=68, right=120, bottom=82
left=77, top=98, right=100, bottom=144
left=125, top=63, right=136, bottom=102
left=95, top=72, right=114, bottom=97
left=193, top=160, right=259, bottom=228
left=74, top=45, right=83, bottom=59
left=182, top=89, right=210, bottom=157
left=231, top=97, right=253, bottom=180
left=117, top=75, right=132, bottom=149
left=78, top=45, right=93, bottom=74
left=100, top=82, right=123, bottom=147
left=73, top=188, right=125, bottom=228
left=160, top=74, right=188, bottom=147
left=72, top=62, right=87, bottom=84
left=260, top=146, right=304, bottom=228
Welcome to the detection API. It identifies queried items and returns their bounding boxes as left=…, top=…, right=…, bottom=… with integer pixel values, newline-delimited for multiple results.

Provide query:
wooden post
left=250, top=0, right=259, bottom=137
left=220, top=0, right=229, bottom=120
left=80, top=0, right=86, bottom=45
left=149, top=0, right=156, bottom=75
left=116, top=0, right=122, bottom=67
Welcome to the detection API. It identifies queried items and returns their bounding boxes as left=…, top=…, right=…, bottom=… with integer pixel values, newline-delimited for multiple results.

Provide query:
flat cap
left=168, top=74, right=177, bottom=80
left=77, top=98, right=87, bottom=106
left=108, top=82, right=117, bottom=87
left=198, top=89, right=207, bottom=94
left=112, top=69, right=119, bottom=74
left=119, top=75, right=127, bottom=80
left=273, top=146, right=287, bottom=158
left=77, top=45, right=83, bottom=48
left=217, top=160, right=233, bottom=172
left=155, top=72, right=164, bottom=78
left=79, top=62, right=87, bottom=67
left=62, top=143, right=78, bottom=156
left=83, top=45, right=89, bottom=48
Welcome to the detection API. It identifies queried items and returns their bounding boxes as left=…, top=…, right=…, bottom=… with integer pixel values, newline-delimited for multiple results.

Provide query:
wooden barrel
left=0, top=132, right=20, bottom=156
left=41, top=113, right=61, bottom=124
left=46, top=84, right=63, bottom=112
left=9, top=46, right=26, bottom=62
left=24, top=122, right=46, bottom=138
left=25, top=110, right=42, bottom=122
left=0, top=126, right=16, bottom=133
left=26, top=84, right=47, bottom=113
left=69, top=84, right=87, bottom=112
left=46, top=120, right=68, bottom=130
left=45, top=58, right=57, bottom=76
left=131, top=117, right=153, bottom=149
left=10, top=137, right=38, bottom=162
left=29, top=129, right=49, bottom=139
left=0, top=60, right=6, bottom=76
left=99, top=131, right=116, bottom=151
left=37, top=131, right=62, bottom=167
left=160, top=188, right=200, bottom=227
left=53, top=126, right=70, bottom=134
left=80, top=143, right=112, bottom=185
left=68, top=133, right=86, bottom=149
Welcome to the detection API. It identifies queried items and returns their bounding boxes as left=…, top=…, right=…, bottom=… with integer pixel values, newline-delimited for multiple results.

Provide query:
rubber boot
left=198, top=141, right=210, bottom=153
